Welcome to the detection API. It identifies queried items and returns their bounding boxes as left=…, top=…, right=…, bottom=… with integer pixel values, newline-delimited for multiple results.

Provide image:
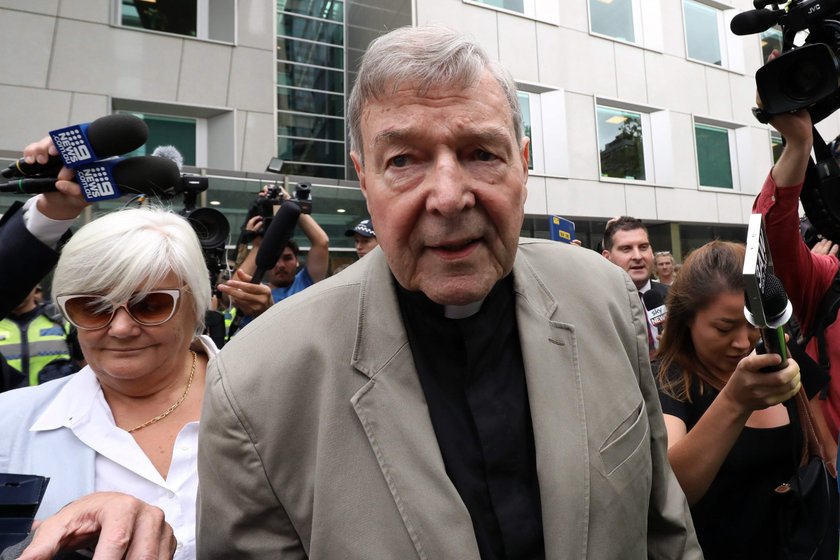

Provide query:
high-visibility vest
left=0, top=312, right=71, bottom=386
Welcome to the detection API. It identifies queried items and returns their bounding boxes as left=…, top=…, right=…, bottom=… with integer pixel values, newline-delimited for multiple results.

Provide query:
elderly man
left=196, top=26, right=698, bottom=559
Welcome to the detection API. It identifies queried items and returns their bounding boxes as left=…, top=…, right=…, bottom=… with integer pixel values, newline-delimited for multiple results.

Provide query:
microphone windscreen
left=761, top=273, right=789, bottom=321
left=111, top=156, right=181, bottom=198
left=86, top=114, right=149, bottom=157
left=643, top=289, right=666, bottom=311
left=730, top=8, right=780, bottom=36
left=151, top=145, right=184, bottom=171
left=255, top=202, right=302, bottom=272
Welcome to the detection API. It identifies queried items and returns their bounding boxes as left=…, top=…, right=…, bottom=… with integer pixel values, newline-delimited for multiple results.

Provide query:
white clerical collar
left=444, top=299, right=485, bottom=319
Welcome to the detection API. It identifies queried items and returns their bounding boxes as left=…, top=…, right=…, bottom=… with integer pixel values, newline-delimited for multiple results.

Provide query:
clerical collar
left=393, top=276, right=510, bottom=319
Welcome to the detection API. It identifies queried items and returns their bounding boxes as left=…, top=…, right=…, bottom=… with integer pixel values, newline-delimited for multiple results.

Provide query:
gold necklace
left=127, top=351, right=197, bottom=434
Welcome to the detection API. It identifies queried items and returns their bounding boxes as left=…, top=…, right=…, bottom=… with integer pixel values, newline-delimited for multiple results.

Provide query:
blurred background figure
left=0, top=284, right=71, bottom=392
left=654, top=250, right=676, bottom=286
left=344, top=218, right=378, bottom=259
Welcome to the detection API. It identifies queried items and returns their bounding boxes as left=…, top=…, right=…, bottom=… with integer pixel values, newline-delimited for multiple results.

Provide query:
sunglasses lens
left=128, top=292, right=177, bottom=325
left=63, top=296, right=113, bottom=329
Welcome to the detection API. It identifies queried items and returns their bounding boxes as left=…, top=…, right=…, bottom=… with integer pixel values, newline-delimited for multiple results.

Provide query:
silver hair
left=52, top=207, right=211, bottom=336
left=347, top=25, right=524, bottom=162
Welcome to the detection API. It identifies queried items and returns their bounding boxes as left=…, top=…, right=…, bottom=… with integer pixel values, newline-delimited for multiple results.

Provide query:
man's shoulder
left=516, top=238, right=630, bottom=282
left=651, top=280, right=669, bottom=295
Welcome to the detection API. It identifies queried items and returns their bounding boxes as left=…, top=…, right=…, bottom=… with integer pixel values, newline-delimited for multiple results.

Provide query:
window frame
left=692, top=115, right=745, bottom=191
left=587, top=0, right=642, bottom=46
left=682, top=0, right=739, bottom=70
left=115, top=0, right=236, bottom=43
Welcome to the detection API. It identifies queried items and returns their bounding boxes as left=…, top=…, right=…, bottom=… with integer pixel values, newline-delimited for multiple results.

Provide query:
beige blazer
left=197, top=238, right=701, bottom=559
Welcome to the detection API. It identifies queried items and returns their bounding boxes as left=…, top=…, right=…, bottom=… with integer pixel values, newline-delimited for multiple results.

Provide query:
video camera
left=251, top=182, right=312, bottom=235
left=732, top=0, right=840, bottom=124
left=177, top=174, right=230, bottom=292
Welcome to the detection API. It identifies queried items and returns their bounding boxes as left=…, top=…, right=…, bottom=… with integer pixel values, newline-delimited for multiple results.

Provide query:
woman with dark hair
left=656, top=240, right=804, bottom=558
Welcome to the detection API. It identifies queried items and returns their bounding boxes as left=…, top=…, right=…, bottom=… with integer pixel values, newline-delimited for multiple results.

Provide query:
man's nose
left=425, top=153, right=475, bottom=216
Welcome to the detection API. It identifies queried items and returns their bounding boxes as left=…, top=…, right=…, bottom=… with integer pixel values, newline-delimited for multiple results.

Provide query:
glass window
left=517, top=92, right=534, bottom=170
left=278, top=0, right=343, bottom=21
left=771, top=131, right=784, bottom=164
left=695, top=123, right=732, bottom=189
left=278, top=137, right=344, bottom=167
left=119, top=112, right=197, bottom=166
left=277, top=62, right=344, bottom=94
left=122, top=0, right=197, bottom=37
left=760, top=26, right=783, bottom=63
left=277, top=12, right=344, bottom=45
left=589, top=0, right=635, bottom=43
left=277, top=37, right=344, bottom=70
left=472, top=0, right=525, bottom=13
left=278, top=87, right=344, bottom=117
left=684, top=0, right=723, bottom=66
left=278, top=112, right=344, bottom=141
left=596, top=106, right=646, bottom=181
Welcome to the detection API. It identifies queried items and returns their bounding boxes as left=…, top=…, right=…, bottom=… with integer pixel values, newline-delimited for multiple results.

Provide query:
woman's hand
left=720, top=353, right=801, bottom=414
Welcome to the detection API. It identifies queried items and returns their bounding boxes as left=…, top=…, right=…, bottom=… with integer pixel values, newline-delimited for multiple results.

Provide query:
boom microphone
left=2, top=114, right=149, bottom=178
left=730, top=8, right=782, bottom=35
left=642, top=289, right=667, bottom=333
left=0, top=156, right=181, bottom=202
left=251, top=201, right=302, bottom=284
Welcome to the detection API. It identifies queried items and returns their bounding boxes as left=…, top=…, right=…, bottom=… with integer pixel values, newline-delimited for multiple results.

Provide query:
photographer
left=218, top=185, right=329, bottom=328
left=751, top=91, right=840, bottom=445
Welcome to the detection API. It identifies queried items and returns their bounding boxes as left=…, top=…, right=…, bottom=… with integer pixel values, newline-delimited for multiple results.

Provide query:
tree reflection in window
left=597, top=106, right=645, bottom=181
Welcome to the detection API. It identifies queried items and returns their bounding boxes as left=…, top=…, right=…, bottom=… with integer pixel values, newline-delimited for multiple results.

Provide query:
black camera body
left=177, top=174, right=230, bottom=290
left=734, top=0, right=840, bottom=123
left=253, top=182, right=312, bottom=235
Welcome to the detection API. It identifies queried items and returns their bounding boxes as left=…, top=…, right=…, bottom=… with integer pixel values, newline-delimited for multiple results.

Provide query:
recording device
left=642, top=289, right=667, bottom=333
left=743, top=213, right=792, bottom=371
left=732, top=0, right=840, bottom=122
left=2, top=114, right=149, bottom=179
left=150, top=145, right=230, bottom=291
left=0, top=156, right=181, bottom=202
left=0, top=473, right=49, bottom=551
left=800, top=215, right=821, bottom=248
left=252, top=182, right=312, bottom=234
left=251, top=201, right=301, bottom=284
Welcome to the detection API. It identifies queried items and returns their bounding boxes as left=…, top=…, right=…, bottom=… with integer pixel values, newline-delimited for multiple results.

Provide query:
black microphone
left=1, top=114, right=149, bottom=178
left=642, top=289, right=667, bottom=334
left=745, top=273, right=792, bottom=372
left=730, top=8, right=782, bottom=35
left=251, top=201, right=302, bottom=284
left=0, top=156, right=181, bottom=202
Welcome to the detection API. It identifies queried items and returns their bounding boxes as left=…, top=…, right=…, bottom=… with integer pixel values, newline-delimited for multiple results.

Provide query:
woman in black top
left=656, top=240, right=802, bottom=558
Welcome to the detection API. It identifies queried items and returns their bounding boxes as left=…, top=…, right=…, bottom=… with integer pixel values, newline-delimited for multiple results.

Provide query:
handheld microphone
left=251, top=201, right=302, bottom=284
left=0, top=156, right=181, bottom=202
left=743, top=213, right=791, bottom=372
left=46, top=113, right=149, bottom=170
left=730, top=8, right=783, bottom=35
left=745, top=273, right=792, bottom=372
left=642, top=289, right=667, bottom=333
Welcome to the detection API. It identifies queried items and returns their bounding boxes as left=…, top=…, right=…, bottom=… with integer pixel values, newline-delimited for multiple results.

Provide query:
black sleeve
left=0, top=202, right=63, bottom=320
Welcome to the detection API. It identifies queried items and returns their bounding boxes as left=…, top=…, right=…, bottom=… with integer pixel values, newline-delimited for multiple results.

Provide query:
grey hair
left=347, top=25, right=524, bottom=162
left=52, top=207, right=211, bottom=336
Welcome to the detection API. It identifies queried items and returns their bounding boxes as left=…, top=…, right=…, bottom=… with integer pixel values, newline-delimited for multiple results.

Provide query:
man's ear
left=602, top=250, right=611, bottom=260
left=351, top=151, right=367, bottom=199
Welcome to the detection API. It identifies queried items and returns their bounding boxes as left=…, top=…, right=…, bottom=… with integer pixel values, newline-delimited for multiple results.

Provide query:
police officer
left=0, top=286, right=71, bottom=389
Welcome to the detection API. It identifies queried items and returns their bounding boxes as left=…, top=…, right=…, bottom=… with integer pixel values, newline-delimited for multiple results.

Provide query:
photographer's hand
left=218, top=269, right=274, bottom=318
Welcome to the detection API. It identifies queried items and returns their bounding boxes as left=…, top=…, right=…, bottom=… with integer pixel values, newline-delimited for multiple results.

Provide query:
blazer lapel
left=350, top=253, right=480, bottom=560
left=513, top=255, right=589, bottom=560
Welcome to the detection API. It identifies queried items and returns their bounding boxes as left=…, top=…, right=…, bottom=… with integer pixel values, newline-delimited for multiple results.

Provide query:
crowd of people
left=0, top=24, right=838, bottom=560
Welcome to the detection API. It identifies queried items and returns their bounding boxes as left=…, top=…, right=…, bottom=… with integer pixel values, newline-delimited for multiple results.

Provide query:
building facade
left=1, top=0, right=834, bottom=263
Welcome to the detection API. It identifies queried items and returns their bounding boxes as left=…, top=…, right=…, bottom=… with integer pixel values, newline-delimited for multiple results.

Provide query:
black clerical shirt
left=396, top=275, right=545, bottom=560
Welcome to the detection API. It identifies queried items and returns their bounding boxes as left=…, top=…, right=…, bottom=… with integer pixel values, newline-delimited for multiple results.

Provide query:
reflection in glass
left=597, top=106, right=645, bottom=181
left=278, top=0, right=343, bottom=21
left=278, top=62, right=344, bottom=94
left=685, top=0, right=722, bottom=65
left=277, top=37, right=344, bottom=69
left=278, top=87, right=344, bottom=116
left=277, top=12, right=343, bottom=45
left=695, top=124, right=732, bottom=188
left=121, top=0, right=197, bottom=37
left=278, top=136, right=345, bottom=167
left=278, top=112, right=344, bottom=140
left=589, top=0, right=635, bottom=43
